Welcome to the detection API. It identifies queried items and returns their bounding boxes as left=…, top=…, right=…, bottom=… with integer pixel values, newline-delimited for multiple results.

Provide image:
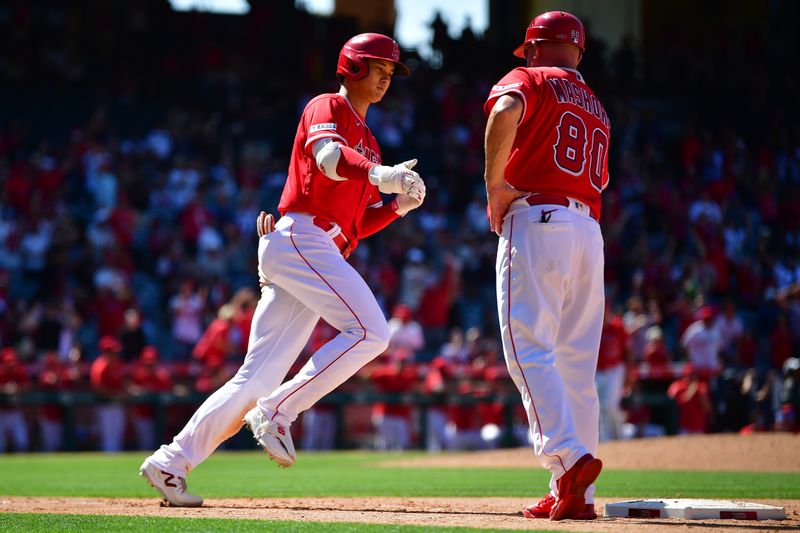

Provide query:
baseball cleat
left=522, top=493, right=597, bottom=519
left=139, top=461, right=203, bottom=507
left=243, top=406, right=296, bottom=468
left=550, top=454, right=602, bottom=520
left=522, top=493, right=555, bottom=518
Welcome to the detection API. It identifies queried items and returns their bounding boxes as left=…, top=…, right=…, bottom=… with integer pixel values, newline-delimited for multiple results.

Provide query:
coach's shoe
left=550, top=454, right=603, bottom=521
left=523, top=494, right=597, bottom=519
left=244, top=406, right=296, bottom=468
left=139, top=461, right=203, bottom=507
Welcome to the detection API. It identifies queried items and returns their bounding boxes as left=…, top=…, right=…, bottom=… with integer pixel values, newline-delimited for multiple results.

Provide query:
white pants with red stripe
left=496, top=198, right=603, bottom=502
left=148, top=213, right=389, bottom=477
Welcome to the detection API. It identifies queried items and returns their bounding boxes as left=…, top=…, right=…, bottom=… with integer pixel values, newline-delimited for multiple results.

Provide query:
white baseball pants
left=96, top=404, right=125, bottom=452
left=148, top=213, right=389, bottom=477
left=0, top=410, right=29, bottom=452
left=39, top=418, right=63, bottom=452
left=301, top=407, right=337, bottom=451
left=496, top=198, right=603, bottom=501
left=596, top=363, right=625, bottom=441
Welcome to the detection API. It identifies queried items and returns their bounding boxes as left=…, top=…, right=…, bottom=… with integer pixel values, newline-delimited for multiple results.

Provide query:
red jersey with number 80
left=484, top=66, right=610, bottom=220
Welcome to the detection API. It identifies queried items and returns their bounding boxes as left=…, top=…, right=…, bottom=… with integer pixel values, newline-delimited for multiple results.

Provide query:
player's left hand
left=393, top=191, right=424, bottom=216
left=486, top=183, right=526, bottom=236
left=257, top=211, right=276, bottom=238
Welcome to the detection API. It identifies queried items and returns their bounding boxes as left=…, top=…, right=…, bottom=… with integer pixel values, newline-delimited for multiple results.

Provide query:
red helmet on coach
left=513, top=11, right=585, bottom=58
left=336, top=33, right=410, bottom=81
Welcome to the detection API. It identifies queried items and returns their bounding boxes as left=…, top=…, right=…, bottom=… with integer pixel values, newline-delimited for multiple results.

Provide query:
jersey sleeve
left=484, top=68, right=536, bottom=124
left=303, top=97, right=349, bottom=156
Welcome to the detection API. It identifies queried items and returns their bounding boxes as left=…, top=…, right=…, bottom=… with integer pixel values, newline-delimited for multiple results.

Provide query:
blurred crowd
left=1, top=2, right=799, bottom=452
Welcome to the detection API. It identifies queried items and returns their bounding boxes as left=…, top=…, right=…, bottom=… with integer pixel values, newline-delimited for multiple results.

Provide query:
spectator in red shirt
left=193, top=304, right=236, bottom=369
left=387, top=304, right=424, bottom=362
left=423, top=355, right=454, bottom=452
left=445, top=379, right=484, bottom=450
left=89, top=336, right=127, bottom=452
left=0, top=347, right=30, bottom=452
left=370, top=357, right=418, bottom=451
left=230, top=288, right=258, bottom=355
left=474, top=365, right=508, bottom=450
left=596, top=305, right=631, bottom=441
left=37, top=350, right=78, bottom=452
left=128, top=346, right=173, bottom=450
left=643, top=326, right=670, bottom=366
left=417, top=255, right=460, bottom=353
left=94, top=286, right=132, bottom=338
left=667, top=364, right=711, bottom=434
left=194, top=360, right=231, bottom=395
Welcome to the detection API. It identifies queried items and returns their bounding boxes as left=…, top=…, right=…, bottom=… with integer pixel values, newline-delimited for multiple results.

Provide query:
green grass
left=0, top=451, right=797, bottom=500
left=0, top=513, right=558, bottom=533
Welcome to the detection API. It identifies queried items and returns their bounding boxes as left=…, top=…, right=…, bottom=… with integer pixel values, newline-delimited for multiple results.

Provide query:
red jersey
left=89, top=356, right=125, bottom=396
left=0, top=362, right=30, bottom=412
left=129, top=363, right=173, bottom=417
left=192, top=318, right=232, bottom=368
left=597, top=316, right=628, bottom=371
left=371, top=364, right=416, bottom=418
left=278, top=93, right=383, bottom=248
left=38, top=360, right=77, bottom=420
left=485, top=67, right=610, bottom=219
left=667, top=378, right=710, bottom=433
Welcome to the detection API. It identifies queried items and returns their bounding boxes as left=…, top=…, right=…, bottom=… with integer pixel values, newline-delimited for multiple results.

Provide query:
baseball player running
left=483, top=11, right=610, bottom=521
left=140, top=33, right=426, bottom=506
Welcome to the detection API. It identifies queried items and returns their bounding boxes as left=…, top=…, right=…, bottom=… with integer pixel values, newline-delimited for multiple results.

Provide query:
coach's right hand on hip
left=256, top=211, right=276, bottom=238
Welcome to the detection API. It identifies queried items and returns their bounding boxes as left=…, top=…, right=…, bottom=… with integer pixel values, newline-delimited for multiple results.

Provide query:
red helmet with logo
left=513, top=11, right=585, bottom=58
left=337, top=33, right=410, bottom=81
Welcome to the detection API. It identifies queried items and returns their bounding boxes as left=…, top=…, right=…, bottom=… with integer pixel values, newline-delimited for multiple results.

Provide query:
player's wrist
left=393, top=194, right=423, bottom=216
left=391, top=198, right=403, bottom=215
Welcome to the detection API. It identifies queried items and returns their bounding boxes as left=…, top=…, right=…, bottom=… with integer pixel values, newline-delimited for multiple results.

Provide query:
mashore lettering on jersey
left=547, top=79, right=610, bottom=128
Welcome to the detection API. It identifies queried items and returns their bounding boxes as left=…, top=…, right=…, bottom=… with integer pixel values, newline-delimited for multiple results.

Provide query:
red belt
left=313, top=217, right=352, bottom=258
left=525, top=194, right=598, bottom=222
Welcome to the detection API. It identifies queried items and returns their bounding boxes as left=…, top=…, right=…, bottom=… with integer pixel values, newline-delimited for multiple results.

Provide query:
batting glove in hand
left=257, top=211, right=276, bottom=238
left=369, top=159, right=425, bottom=200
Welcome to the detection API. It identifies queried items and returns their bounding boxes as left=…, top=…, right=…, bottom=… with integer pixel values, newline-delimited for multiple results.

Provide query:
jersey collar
left=339, top=94, right=366, bottom=126
left=557, top=67, right=584, bottom=83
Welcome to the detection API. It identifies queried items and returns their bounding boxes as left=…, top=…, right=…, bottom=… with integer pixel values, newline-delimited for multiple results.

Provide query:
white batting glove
left=369, top=159, right=425, bottom=198
left=256, top=211, right=275, bottom=238
left=393, top=192, right=424, bottom=216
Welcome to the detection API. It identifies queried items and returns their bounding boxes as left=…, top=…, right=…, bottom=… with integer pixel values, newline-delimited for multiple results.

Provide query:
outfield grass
left=0, top=451, right=797, bottom=500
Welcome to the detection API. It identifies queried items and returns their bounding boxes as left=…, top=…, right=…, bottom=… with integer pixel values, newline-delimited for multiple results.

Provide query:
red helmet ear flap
left=346, top=58, right=365, bottom=79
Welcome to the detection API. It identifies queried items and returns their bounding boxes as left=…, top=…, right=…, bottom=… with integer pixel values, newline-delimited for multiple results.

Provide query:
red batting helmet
left=337, top=33, right=410, bottom=81
left=513, top=11, right=585, bottom=58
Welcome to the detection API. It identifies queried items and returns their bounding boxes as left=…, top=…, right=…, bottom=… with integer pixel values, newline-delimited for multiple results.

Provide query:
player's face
left=356, top=59, right=394, bottom=103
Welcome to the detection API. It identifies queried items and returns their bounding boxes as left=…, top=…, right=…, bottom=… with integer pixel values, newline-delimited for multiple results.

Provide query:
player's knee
left=365, top=319, right=390, bottom=354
